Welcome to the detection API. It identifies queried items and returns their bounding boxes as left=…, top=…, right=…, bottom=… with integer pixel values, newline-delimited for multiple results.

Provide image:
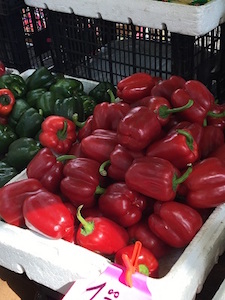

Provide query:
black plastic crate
left=48, top=11, right=225, bottom=102
left=0, top=6, right=53, bottom=72
left=0, top=0, right=24, bottom=16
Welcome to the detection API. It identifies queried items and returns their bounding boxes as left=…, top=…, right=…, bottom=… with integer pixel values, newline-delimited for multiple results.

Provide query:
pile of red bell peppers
left=1, top=71, right=225, bottom=279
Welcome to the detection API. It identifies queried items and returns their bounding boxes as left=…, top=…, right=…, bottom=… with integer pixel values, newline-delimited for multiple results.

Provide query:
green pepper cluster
left=0, top=67, right=117, bottom=187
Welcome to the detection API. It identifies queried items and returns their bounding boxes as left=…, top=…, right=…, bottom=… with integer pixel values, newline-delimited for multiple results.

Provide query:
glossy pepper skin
left=91, top=100, right=130, bottom=131
left=117, top=73, right=156, bottom=104
left=23, top=190, right=75, bottom=242
left=26, top=148, right=75, bottom=194
left=183, top=157, right=225, bottom=208
left=50, top=77, right=83, bottom=98
left=107, top=144, right=144, bottom=181
left=81, top=129, right=118, bottom=163
left=0, top=178, right=45, bottom=227
left=127, top=219, right=170, bottom=259
left=89, top=81, right=117, bottom=104
left=60, top=157, right=103, bottom=208
left=77, top=115, right=93, bottom=141
left=148, top=201, right=203, bottom=248
left=150, top=75, right=186, bottom=101
left=0, top=88, right=15, bottom=117
left=36, top=91, right=57, bottom=117
left=207, top=103, right=225, bottom=130
left=146, top=129, right=199, bottom=170
left=26, top=88, right=47, bottom=107
left=0, top=160, right=18, bottom=187
left=76, top=206, right=129, bottom=255
left=8, top=99, right=30, bottom=128
left=199, top=125, right=224, bottom=160
left=171, top=80, right=214, bottom=125
left=117, top=106, right=162, bottom=151
left=114, top=244, right=159, bottom=278
left=26, top=67, right=56, bottom=91
left=39, top=115, right=77, bottom=155
left=0, top=124, right=17, bottom=155
left=7, top=137, right=42, bottom=172
left=0, top=74, right=27, bottom=98
left=125, top=156, right=192, bottom=202
left=98, top=182, right=147, bottom=228
left=54, top=96, right=85, bottom=122
left=15, top=107, right=44, bottom=138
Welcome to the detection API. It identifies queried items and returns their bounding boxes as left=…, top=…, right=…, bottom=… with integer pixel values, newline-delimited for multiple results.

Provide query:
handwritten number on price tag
left=86, top=282, right=120, bottom=299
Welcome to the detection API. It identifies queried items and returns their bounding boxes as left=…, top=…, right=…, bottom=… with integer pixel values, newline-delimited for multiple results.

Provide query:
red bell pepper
left=171, top=80, right=214, bottom=125
left=0, top=61, right=5, bottom=77
left=76, top=206, right=129, bottom=255
left=106, top=144, right=144, bottom=181
left=117, top=106, right=162, bottom=151
left=150, top=75, right=186, bottom=101
left=210, top=143, right=225, bottom=166
left=81, top=129, right=118, bottom=163
left=199, top=125, right=224, bottom=159
left=131, top=95, right=193, bottom=127
left=26, top=147, right=75, bottom=194
left=68, top=141, right=86, bottom=158
left=92, top=91, right=130, bottom=131
left=206, top=103, right=225, bottom=130
left=117, top=72, right=156, bottom=104
left=77, top=115, right=93, bottom=141
left=182, top=157, right=225, bottom=208
left=0, top=178, right=45, bottom=227
left=23, top=190, right=75, bottom=242
left=125, top=156, right=192, bottom=202
left=114, top=244, right=159, bottom=278
left=39, top=115, right=77, bottom=155
left=127, top=219, right=171, bottom=258
left=148, top=201, right=203, bottom=248
left=0, top=116, right=8, bottom=125
left=146, top=128, right=199, bottom=170
left=98, top=182, right=147, bottom=228
left=0, top=88, right=15, bottom=117
left=60, top=157, right=104, bottom=208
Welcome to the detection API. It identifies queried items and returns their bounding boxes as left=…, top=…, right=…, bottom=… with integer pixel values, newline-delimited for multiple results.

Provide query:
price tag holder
left=63, top=263, right=152, bottom=300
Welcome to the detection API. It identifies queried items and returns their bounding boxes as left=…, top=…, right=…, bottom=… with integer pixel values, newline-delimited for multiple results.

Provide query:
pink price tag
left=63, top=263, right=152, bottom=300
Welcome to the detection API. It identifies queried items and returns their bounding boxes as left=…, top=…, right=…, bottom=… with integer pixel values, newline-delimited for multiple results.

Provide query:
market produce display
left=1, top=67, right=225, bottom=280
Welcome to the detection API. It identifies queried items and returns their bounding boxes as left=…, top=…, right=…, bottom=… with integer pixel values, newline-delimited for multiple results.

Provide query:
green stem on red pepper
left=173, top=164, right=193, bottom=191
left=176, top=129, right=194, bottom=151
left=99, top=159, right=111, bottom=176
left=158, top=99, right=193, bottom=119
left=77, top=205, right=94, bottom=236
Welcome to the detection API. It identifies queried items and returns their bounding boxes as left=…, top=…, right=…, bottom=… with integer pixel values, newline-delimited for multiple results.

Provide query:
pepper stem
left=99, top=160, right=111, bottom=176
left=107, top=89, right=116, bottom=103
left=77, top=205, right=94, bottom=236
left=207, top=110, right=225, bottom=118
left=72, top=113, right=86, bottom=128
left=158, top=99, right=194, bottom=119
left=176, top=129, right=194, bottom=151
left=56, top=154, right=76, bottom=162
left=57, top=120, right=68, bottom=140
left=95, top=185, right=106, bottom=195
left=173, top=164, right=192, bottom=192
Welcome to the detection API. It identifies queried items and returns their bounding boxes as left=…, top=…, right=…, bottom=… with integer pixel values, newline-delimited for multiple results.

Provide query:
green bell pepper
left=54, top=96, right=85, bottom=122
left=0, top=124, right=18, bottom=155
left=6, top=137, right=42, bottom=172
left=0, top=160, right=18, bottom=187
left=0, top=74, right=27, bottom=99
left=8, top=99, right=30, bottom=128
left=50, top=77, right=84, bottom=98
left=80, top=94, right=96, bottom=118
left=36, top=90, right=57, bottom=117
left=15, top=107, right=44, bottom=138
left=89, top=81, right=117, bottom=104
left=26, top=88, right=47, bottom=107
left=26, top=66, right=56, bottom=91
